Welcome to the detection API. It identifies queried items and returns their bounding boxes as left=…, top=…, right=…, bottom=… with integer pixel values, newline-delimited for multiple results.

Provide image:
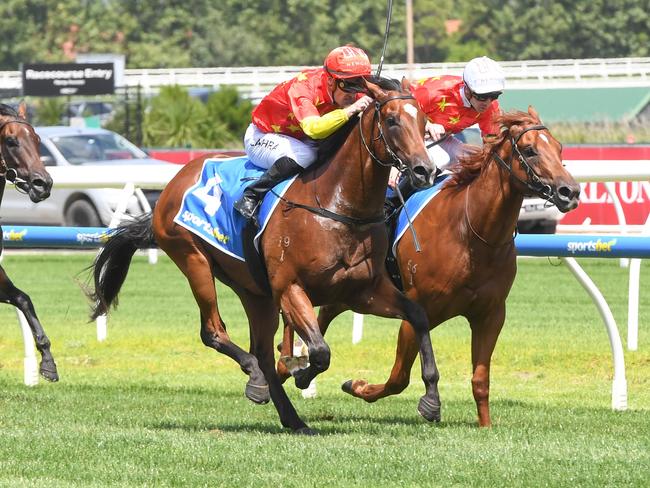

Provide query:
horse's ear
left=363, top=78, right=386, bottom=100
left=401, top=76, right=411, bottom=92
left=528, top=105, right=541, bottom=122
left=18, top=100, right=27, bottom=119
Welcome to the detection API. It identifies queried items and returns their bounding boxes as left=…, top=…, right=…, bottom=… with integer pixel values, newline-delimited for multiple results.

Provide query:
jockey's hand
left=388, top=167, right=400, bottom=189
left=345, top=95, right=373, bottom=118
left=425, top=121, right=447, bottom=141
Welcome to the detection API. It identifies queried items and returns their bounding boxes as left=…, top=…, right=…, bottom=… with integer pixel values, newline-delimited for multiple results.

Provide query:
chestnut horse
left=283, top=107, right=580, bottom=426
left=88, top=78, right=441, bottom=434
left=0, top=103, right=57, bottom=381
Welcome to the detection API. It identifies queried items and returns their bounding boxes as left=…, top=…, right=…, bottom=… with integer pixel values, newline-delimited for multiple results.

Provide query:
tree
left=458, top=0, right=649, bottom=60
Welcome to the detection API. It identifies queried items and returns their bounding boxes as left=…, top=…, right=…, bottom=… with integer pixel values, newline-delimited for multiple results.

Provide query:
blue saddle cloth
left=173, top=157, right=296, bottom=261
left=391, top=174, right=451, bottom=256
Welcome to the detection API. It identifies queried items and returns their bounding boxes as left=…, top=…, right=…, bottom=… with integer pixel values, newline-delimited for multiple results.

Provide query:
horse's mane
left=316, top=76, right=404, bottom=164
left=0, top=103, right=19, bottom=118
left=449, top=110, right=539, bottom=188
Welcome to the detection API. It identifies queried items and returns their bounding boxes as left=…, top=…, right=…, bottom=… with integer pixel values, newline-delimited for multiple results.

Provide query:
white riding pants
left=244, top=123, right=319, bottom=169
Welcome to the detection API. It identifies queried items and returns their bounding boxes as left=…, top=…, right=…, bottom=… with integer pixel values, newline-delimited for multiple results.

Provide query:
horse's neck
left=316, top=128, right=389, bottom=218
left=465, top=156, right=524, bottom=244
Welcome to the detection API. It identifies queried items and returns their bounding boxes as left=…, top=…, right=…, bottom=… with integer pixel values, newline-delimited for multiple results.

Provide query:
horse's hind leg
left=238, top=290, right=313, bottom=434
left=0, top=265, right=58, bottom=381
left=163, top=244, right=267, bottom=403
left=468, top=306, right=506, bottom=427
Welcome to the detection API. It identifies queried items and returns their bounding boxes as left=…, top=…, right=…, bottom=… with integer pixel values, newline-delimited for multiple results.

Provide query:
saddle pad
left=391, top=174, right=451, bottom=256
left=174, top=157, right=296, bottom=261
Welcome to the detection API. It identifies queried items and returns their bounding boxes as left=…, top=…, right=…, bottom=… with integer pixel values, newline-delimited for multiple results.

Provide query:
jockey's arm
left=299, top=96, right=372, bottom=140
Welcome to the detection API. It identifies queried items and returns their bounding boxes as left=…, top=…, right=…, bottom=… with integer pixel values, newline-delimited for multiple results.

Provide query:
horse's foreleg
left=275, top=318, right=294, bottom=383
left=279, top=284, right=330, bottom=390
left=276, top=302, right=349, bottom=382
left=344, top=275, right=441, bottom=422
left=469, top=306, right=506, bottom=427
left=342, top=319, right=418, bottom=400
left=0, top=265, right=58, bottom=381
left=238, top=290, right=313, bottom=434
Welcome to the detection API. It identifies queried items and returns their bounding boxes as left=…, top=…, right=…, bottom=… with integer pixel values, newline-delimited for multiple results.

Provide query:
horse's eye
left=522, top=146, right=537, bottom=158
left=385, top=116, right=398, bottom=128
left=5, top=136, right=19, bottom=148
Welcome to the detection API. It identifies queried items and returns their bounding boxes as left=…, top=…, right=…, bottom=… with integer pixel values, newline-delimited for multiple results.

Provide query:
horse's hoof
left=341, top=380, right=354, bottom=395
left=294, top=426, right=317, bottom=436
left=417, top=396, right=441, bottom=423
left=245, top=382, right=270, bottom=405
left=40, top=362, right=59, bottom=382
left=293, top=368, right=312, bottom=390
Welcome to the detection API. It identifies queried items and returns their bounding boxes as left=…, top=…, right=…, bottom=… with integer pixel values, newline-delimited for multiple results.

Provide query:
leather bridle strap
left=359, top=95, right=416, bottom=172
left=0, top=118, right=34, bottom=183
left=492, top=124, right=554, bottom=201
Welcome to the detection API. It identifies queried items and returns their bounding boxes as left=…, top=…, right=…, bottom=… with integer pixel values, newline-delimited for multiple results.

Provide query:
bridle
left=359, top=94, right=418, bottom=176
left=0, top=118, right=37, bottom=188
left=492, top=124, right=554, bottom=202
left=273, top=93, right=421, bottom=227
left=466, top=124, right=557, bottom=247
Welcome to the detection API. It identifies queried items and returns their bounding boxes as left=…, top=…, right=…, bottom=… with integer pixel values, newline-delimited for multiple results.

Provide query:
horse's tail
left=87, top=213, right=156, bottom=320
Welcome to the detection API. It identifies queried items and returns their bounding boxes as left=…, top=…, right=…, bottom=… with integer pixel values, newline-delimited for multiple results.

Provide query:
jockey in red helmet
left=234, top=46, right=373, bottom=223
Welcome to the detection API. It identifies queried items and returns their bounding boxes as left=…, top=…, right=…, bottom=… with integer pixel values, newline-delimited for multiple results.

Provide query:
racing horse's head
left=0, top=102, right=53, bottom=202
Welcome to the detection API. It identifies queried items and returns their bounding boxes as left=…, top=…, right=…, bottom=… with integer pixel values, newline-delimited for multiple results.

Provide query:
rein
left=276, top=94, right=416, bottom=227
left=0, top=118, right=35, bottom=186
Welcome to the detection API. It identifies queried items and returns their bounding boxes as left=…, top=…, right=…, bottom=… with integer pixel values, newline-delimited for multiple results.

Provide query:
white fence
left=2, top=57, right=649, bottom=98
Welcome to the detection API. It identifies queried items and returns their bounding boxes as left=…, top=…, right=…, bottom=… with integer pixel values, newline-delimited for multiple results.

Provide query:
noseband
left=492, top=124, right=555, bottom=201
left=359, top=95, right=417, bottom=175
left=0, top=118, right=36, bottom=186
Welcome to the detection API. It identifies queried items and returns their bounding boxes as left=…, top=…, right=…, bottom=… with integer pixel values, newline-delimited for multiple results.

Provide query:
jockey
left=388, top=56, right=505, bottom=196
left=234, top=45, right=374, bottom=222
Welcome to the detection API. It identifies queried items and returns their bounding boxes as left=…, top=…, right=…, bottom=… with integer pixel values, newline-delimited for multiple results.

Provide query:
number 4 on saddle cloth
left=173, top=157, right=297, bottom=262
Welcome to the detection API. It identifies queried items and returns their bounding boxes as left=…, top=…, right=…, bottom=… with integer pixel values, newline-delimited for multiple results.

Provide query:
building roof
left=500, top=87, right=650, bottom=123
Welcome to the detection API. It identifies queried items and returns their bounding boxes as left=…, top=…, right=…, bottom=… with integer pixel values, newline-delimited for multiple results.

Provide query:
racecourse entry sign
left=22, top=63, right=115, bottom=96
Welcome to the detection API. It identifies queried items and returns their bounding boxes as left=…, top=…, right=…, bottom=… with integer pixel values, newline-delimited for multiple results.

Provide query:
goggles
left=336, top=78, right=366, bottom=94
left=472, top=90, right=502, bottom=102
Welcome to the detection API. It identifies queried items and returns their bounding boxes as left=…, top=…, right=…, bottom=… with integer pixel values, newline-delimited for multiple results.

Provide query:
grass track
left=0, top=253, right=648, bottom=487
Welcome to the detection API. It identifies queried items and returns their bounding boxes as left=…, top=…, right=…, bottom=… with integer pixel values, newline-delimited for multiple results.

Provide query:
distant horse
left=284, top=107, right=580, bottom=427
left=0, top=103, right=57, bottom=381
left=88, top=78, right=441, bottom=433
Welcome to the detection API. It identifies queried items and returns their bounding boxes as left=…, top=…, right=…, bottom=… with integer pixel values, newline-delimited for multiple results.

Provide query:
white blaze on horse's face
left=403, top=103, right=418, bottom=120
left=539, top=133, right=549, bottom=144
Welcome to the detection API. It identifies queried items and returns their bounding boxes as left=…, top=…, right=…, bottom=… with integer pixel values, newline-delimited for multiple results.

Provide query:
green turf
left=0, top=253, right=648, bottom=487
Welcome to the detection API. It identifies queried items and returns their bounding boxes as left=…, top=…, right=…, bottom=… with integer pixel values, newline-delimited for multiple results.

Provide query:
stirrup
left=234, top=197, right=259, bottom=219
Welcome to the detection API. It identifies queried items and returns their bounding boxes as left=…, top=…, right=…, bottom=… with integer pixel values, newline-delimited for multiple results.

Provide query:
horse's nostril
left=558, top=185, right=579, bottom=200
left=31, top=178, right=51, bottom=192
left=413, top=165, right=430, bottom=179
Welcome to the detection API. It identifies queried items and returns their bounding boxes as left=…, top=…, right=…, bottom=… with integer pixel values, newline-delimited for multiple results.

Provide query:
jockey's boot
left=234, top=156, right=303, bottom=222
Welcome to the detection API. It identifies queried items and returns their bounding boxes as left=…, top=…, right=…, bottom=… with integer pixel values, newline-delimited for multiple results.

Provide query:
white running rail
left=1, top=58, right=649, bottom=96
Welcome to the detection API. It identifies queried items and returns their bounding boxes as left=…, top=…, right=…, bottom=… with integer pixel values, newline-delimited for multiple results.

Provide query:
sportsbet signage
left=21, top=62, right=115, bottom=96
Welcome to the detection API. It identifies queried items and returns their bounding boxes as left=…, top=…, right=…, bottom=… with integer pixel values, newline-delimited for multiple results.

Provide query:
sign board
left=76, top=54, right=125, bottom=88
left=21, top=63, right=115, bottom=96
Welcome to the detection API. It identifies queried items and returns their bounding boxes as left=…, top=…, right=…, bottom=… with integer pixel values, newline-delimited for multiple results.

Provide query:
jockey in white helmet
left=388, top=56, right=506, bottom=195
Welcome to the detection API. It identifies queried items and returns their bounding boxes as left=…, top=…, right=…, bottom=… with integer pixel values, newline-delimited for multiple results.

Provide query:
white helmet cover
left=463, top=56, right=505, bottom=94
